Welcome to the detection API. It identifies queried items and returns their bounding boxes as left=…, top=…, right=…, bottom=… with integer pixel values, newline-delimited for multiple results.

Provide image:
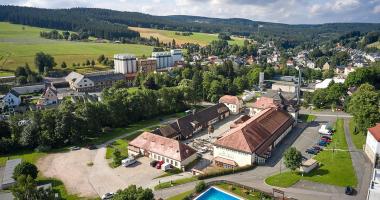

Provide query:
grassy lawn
left=299, top=114, right=316, bottom=123
left=0, top=70, right=13, bottom=77
left=167, top=190, right=194, bottom=200
left=105, top=139, right=130, bottom=160
left=265, top=118, right=357, bottom=188
left=154, top=177, right=198, bottom=190
left=0, top=150, right=48, bottom=167
left=0, top=22, right=153, bottom=72
left=216, top=183, right=271, bottom=200
left=129, top=26, right=245, bottom=46
left=154, top=168, right=183, bottom=179
left=349, top=119, right=366, bottom=149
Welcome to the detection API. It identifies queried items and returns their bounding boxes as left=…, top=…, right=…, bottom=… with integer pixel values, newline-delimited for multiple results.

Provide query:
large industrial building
left=152, top=49, right=183, bottom=70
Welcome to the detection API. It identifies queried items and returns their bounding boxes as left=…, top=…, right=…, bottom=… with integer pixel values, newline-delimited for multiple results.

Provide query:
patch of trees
left=304, top=82, right=347, bottom=109
left=175, top=32, right=193, bottom=36
left=284, top=147, right=302, bottom=171
left=0, top=82, right=194, bottom=154
left=40, top=30, right=89, bottom=41
left=218, top=33, right=231, bottom=40
left=34, top=52, right=55, bottom=73
left=345, top=64, right=380, bottom=89
left=14, top=63, right=42, bottom=85
left=196, top=40, right=258, bottom=58
left=112, top=185, right=154, bottom=200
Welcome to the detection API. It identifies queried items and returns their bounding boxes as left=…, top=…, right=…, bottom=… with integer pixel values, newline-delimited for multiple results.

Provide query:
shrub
left=195, top=181, right=206, bottom=193
left=13, top=162, right=38, bottom=180
left=198, top=165, right=255, bottom=180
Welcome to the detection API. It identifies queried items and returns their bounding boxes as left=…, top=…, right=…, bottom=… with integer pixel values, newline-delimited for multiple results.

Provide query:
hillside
left=129, top=26, right=245, bottom=46
left=0, top=22, right=153, bottom=73
left=1, top=5, right=380, bottom=47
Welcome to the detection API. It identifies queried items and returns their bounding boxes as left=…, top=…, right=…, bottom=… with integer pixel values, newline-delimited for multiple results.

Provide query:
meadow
left=0, top=22, right=153, bottom=73
left=129, top=26, right=245, bottom=46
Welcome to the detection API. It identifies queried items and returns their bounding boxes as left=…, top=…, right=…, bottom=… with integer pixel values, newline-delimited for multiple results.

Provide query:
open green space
left=0, top=70, right=13, bottom=77
left=167, top=190, right=194, bottom=200
left=0, top=22, right=153, bottom=72
left=129, top=26, right=245, bottom=46
left=349, top=119, right=366, bottom=149
left=0, top=150, right=47, bottom=167
left=265, top=119, right=357, bottom=188
left=154, top=177, right=198, bottom=190
left=106, top=139, right=130, bottom=160
left=216, top=183, right=272, bottom=200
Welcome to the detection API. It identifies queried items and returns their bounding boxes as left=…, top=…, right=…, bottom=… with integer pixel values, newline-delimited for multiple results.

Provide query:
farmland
left=129, top=26, right=245, bottom=46
left=0, top=22, right=153, bottom=73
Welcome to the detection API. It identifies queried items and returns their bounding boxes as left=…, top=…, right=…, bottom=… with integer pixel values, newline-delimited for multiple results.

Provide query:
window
left=84, top=80, right=87, bottom=82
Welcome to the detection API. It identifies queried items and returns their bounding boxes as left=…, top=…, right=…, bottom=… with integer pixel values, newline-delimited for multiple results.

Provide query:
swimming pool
left=195, top=187, right=242, bottom=200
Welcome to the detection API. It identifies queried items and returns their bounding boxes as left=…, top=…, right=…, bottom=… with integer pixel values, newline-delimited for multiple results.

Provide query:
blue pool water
left=195, top=187, right=240, bottom=200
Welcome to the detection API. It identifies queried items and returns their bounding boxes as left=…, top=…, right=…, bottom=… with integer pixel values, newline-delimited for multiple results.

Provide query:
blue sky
left=2, top=0, right=380, bottom=24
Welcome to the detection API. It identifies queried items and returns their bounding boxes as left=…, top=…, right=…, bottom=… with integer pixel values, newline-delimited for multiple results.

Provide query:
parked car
left=318, top=141, right=327, bottom=146
left=150, top=160, right=158, bottom=167
left=305, top=148, right=318, bottom=155
left=321, top=135, right=332, bottom=140
left=156, top=160, right=164, bottom=169
left=345, top=186, right=354, bottom=195
left=101, top=192, right=114, bottom=200
left=87, top=144, right=97, bottom=150
left=198, top=146, right=208, bottom=153
left=70, top=146, right=81, bottom=151
left=319, top=125, right=333, bottom=135
left=321, top=137, right=332, bottom=143
left=313, top=146, right=323, bottom=151
left=122, top=157, right=136, bottom=167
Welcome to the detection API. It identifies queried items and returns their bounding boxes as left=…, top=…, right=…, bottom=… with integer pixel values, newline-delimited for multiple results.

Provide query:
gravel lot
left=37, top=147, right=164, bottom=198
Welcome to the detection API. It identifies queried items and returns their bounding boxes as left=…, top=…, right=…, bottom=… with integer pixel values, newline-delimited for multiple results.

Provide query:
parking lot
left=38, top=147, right=165, bottom=198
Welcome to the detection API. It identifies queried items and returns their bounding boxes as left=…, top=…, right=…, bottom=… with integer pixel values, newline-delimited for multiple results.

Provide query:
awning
left=214, top=157, right=237, bottom=167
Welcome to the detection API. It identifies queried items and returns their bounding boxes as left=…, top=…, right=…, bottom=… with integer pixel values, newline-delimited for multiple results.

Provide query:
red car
left=321, top=137, right=332, bottom=143
left=156, top=161, right=164, bottom=169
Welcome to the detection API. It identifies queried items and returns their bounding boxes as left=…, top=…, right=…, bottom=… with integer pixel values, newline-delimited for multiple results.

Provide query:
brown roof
left=230, top=115, right=251, bottom=128
left=219, top=95, right=241, bottom=105
left=214, top=108, right=294, bottom=156
left=252, top=97, right=276, bottom=110
left=129, top=132, right=196, bottom=161
left=369, top=124, right=380, bottom=142
left=214, top=157, right=237, bottom=166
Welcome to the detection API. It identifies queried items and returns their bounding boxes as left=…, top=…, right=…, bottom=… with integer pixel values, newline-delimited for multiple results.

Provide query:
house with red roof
left=365, top=123, right=380, bottom=163
left=128, top=132, right=197, bottom=170
left=213, top=107, right=294, bottom=168
left=219, top=95, right=243, bottom=114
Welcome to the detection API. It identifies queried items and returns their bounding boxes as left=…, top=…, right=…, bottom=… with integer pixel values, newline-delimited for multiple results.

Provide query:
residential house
left=65, top=71, right=124, bottom=92
left=3, top=90, right=21, bottom=107
left=213, top=107, right=295, bottom=167
left=128, top=132, right=197, bottom=170
left=154, top=103, right=230, bottom=140
left=367, top=168, right=380, bottom=200
left=322, top=62, right=330, bottom=71
left=286, top=59, right=294, bottom=67
left=365, top=123, right=380, bottom=164
left=344, top=66, right=356, bottom=76
left=219, top=95, right=243, bottom=115
left=36, top=86, right=58, bottom=109
left=306, top=61, right=315, bottom=69
left=250, top=96, right=276, bottom=115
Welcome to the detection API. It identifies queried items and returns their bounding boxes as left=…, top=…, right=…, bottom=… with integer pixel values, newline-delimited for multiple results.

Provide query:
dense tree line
left=0, top=6, right=139, bottom=40
left=14, top=63, right=42, bottom=85
left=0, top=83, right=193, bottom=154
left=40, top=30, right=89, bottom=41
left=1, top=6, right=380, bottom=48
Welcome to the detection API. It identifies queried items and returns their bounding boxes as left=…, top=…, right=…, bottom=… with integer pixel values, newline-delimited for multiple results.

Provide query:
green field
left=265, top=119, right=357, bottom=188
left=167, top=190, right=194, bottom=200
left=129, top=26, right=245, bottom=46
left=349, top=119, right=366, bottom=149
left=0, top=22, right=153, bottom=72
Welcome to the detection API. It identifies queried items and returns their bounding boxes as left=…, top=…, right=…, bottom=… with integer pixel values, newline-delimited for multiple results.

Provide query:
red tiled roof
left=252, top=97, right=276, bottom=109
left=219, top=95, right=241, bottom=105
left=129, top=132, right=196, bottom=161
left=369, top=124, right=380, bottom=142
left=214, top=108, right=294, bottom=156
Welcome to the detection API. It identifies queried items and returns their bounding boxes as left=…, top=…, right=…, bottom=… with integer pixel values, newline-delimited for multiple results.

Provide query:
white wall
left=365, top=131, right=380, bottom=163
left=213, top=146, right=252, bottom=166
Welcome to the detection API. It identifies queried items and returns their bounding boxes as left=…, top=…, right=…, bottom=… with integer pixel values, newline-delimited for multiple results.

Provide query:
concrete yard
left=37, top=147, right=166, bottom=198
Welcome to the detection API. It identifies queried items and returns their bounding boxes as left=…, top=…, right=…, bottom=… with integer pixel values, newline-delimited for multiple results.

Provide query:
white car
left=102, top=192, right=114, bottom=200
left=122, top=157, right=136, bottom=167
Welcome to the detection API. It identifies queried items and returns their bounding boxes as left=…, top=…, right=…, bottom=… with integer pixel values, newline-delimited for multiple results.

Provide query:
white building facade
left=114, top=54, right=137, bottom=75
left=365, top=124, right=380, bottom=164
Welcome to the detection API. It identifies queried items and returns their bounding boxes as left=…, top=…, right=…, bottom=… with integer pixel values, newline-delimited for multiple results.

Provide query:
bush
left=13, top=162, right=38, bottom=180
left=34, top=145, right=51, bottom=152
left=195, top=181, right=206, bottom=193
left=198, top=165, right=255, bottom=180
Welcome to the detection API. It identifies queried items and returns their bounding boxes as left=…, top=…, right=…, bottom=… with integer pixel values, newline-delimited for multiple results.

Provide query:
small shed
left=1, top=158, right=22, bottom=189
left=300, top=158, right=318, bottom=174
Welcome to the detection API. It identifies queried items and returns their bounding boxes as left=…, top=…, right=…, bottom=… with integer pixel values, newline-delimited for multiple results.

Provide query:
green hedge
left=198, top=165, right=255, bottom=180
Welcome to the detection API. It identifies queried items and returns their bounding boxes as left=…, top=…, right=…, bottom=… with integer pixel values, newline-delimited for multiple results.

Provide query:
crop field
left=0, top=22, right=154, bottom=72
left=368, top=41, right=380, bottom=49
left=129, top=26, right=245, bottom=46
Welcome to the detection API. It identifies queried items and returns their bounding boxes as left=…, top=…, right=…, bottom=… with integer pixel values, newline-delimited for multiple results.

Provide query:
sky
left=2, top=0, right=380, bottom=24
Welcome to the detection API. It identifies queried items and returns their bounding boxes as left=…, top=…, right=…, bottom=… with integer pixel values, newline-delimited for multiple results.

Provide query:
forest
left=1, top=5, right=380, bottom=47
